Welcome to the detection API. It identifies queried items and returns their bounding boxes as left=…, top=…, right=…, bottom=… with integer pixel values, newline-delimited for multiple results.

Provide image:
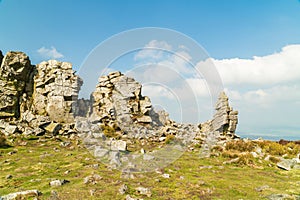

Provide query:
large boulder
left=0, top=51, right=34, bottom=118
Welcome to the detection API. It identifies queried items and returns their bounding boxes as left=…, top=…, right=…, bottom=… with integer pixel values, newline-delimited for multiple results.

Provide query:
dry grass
left=225, top=140, right=255, bottom=152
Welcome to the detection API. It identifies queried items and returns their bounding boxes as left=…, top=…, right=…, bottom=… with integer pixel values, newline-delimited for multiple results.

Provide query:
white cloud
left=132, top=41, right=300, bottom=136
left=197, top=44, right=300, bottom=86
left=37, top=46, right=64, bottom=59
left=186, top=78, right=210, bottom=97
left=134, top=40, right=172, bottom=60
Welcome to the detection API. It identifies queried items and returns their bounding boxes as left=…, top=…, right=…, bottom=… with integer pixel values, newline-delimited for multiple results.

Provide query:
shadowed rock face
left=0, top=51, right=34, bottom=118
left=0, top=50, right=3, bottom=65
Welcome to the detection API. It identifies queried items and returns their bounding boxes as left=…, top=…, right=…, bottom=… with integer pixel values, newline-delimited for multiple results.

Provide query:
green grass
left=0, top=137, right=300, bottom=199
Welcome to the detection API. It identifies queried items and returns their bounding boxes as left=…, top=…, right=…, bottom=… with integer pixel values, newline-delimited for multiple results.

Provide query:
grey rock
left=4, top=125, right=18, bottom=136
left=111, top=140, right=127, bottom=151
left=136, top=186, right=152, bottom=197
left=44, top=122, right=61, bottom=135
left=0, top=190, right=41, bottom=200
left=199, top=91, right=238, bottom=138
left=119, top=184, right=128, bottom=195
left=265, top=194, right=299, bottom=200
left=83, top=174, right=102, bottom=185
left=277, top=159, right=297, bottom=171
left=0, top=51, right=34, bottom=118
left=49, top=179, right=69, bottom=187
left=255, top=185, right=270, bottom=192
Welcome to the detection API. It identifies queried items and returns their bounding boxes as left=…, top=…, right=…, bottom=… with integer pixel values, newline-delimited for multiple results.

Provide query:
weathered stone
left=111, top=140, right=127, bottom=151
left=83, top=174, right=102, bottom=185
left=32, top=60, right=82, bottom=123
left=136, top=116, right=152, bottom=123
left=49, top=179, right=69, bottom=187
left=0, top=51, right=34, bottom=118
left=136, top=186, right=152, bottom=197
left=277, top=159, right=297, bottom=171
left=4, top=125, right=18, bottom=136
left=0, top=190, right=41, bottom=200
left=119, top=184, right=128, bottom=195
left=200, top=91, right=238, bottom=137
left=44, top=122, right=61, bottom=135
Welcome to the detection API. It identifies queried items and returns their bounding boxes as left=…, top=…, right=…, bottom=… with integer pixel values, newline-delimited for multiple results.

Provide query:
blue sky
left=1, top=0, right=300, bottom=139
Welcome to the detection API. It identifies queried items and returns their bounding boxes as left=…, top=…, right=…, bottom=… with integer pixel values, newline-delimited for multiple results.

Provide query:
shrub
left=225, top=140, right=255, bottom=152
left=0, top=132, right=7, bottom=147
left=237, top=153, right=255, bottom=166
left=100, top=125, right=118, bottom=138
left=269, top=156, right=280, bottom=163
left=165, top=134, right=175, bottom=144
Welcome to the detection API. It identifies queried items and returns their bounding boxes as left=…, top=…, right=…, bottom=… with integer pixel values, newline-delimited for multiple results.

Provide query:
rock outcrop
left=0, top=51, right=82, bottom=136
left=91, top=71, right=163, bottom=128
left=199, top=91, right=238, bottom=138
left=31, top=60, right=82, bottom=123
left=0, top=50, right=239, bottom=170
left=0, top=51, right=34, bottom=118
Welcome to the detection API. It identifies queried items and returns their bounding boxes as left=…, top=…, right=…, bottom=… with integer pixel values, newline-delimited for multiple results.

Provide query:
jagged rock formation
left=0, top=51, right=82, bottom=136
left=199, top=91, right=238, bottom=138
left=91, top=71, right=165, bottom=128
left=31, top=60, right=82, bottom=123
left=0, top=51, right=34, bottom=118
left=0, top=50, right=239, bottom=170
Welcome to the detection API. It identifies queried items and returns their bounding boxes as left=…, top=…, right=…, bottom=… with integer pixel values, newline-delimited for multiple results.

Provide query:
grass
left=0, top=136, right=300, bottom=199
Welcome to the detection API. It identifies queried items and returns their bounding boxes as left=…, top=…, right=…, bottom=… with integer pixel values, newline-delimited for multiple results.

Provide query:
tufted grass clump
left=100, top=124, right=119, bottom=138
left=0, top=132, right=8, bottom=148
left=225, top=140, right=255, bottom=152
left=165, top=134, right=175, bottom=144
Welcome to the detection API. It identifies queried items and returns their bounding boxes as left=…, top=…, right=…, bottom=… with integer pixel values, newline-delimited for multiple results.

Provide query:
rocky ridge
left=0, top=51, right=239, bottom=169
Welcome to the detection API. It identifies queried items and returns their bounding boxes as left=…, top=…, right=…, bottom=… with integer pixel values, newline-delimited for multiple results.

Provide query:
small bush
left=269, top=156, right=280, bottom=163
left=237, top=153, right=255, bottom=166
left=225, top=140, right=255, bottom=152
left=100, top=125, right=118, bottom=138
left=221, top=151, right=239, bottom=159
left=258, top=141, right=286, bottom=156
left=0, top=132, right=7, bottom=147
left=165, top=134, right=175, bottom=144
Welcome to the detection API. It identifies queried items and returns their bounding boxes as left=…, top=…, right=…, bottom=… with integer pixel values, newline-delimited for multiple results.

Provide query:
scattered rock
left=277, top=159, right=297, bottom=171
left=5, top=174, right=12, bottom=179
left=49, top=179, right=69, bottom=187
left=126, top=195, right=138, bottom=200
left=265, top=194, right=298, bottom=200
left=44, top=122, right=61, bottom=135
left=136, top=186, right=152, bottom=197
left=162, top=173, right=170, bottom=179
left=4, top=125, right=18, bottom=136
left=0, top=190, right=41, bottom=200
left=119, top=184, right=128, bottom=195
left=83, top=174, right=102, bottom=185
left=256, top=185, right=270, bottom=192
left=49, top=190, right=60, bottom=200
left=111, top=140, right=127, bottom=151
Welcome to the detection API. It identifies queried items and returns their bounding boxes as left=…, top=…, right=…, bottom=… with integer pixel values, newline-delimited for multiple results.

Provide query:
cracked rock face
left=0, top=51, right=34, bottom=118
left=31, top=60, right=83, bottom=123
left=91, top=71, right=160, bottom=128
left=199, top=91, right=238, bottom=137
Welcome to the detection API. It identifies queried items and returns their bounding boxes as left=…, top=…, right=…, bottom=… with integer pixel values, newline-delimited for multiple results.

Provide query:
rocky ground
left=0, top=50, right=299, bottom=199
left=0, top=135, right=300, bottom=199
